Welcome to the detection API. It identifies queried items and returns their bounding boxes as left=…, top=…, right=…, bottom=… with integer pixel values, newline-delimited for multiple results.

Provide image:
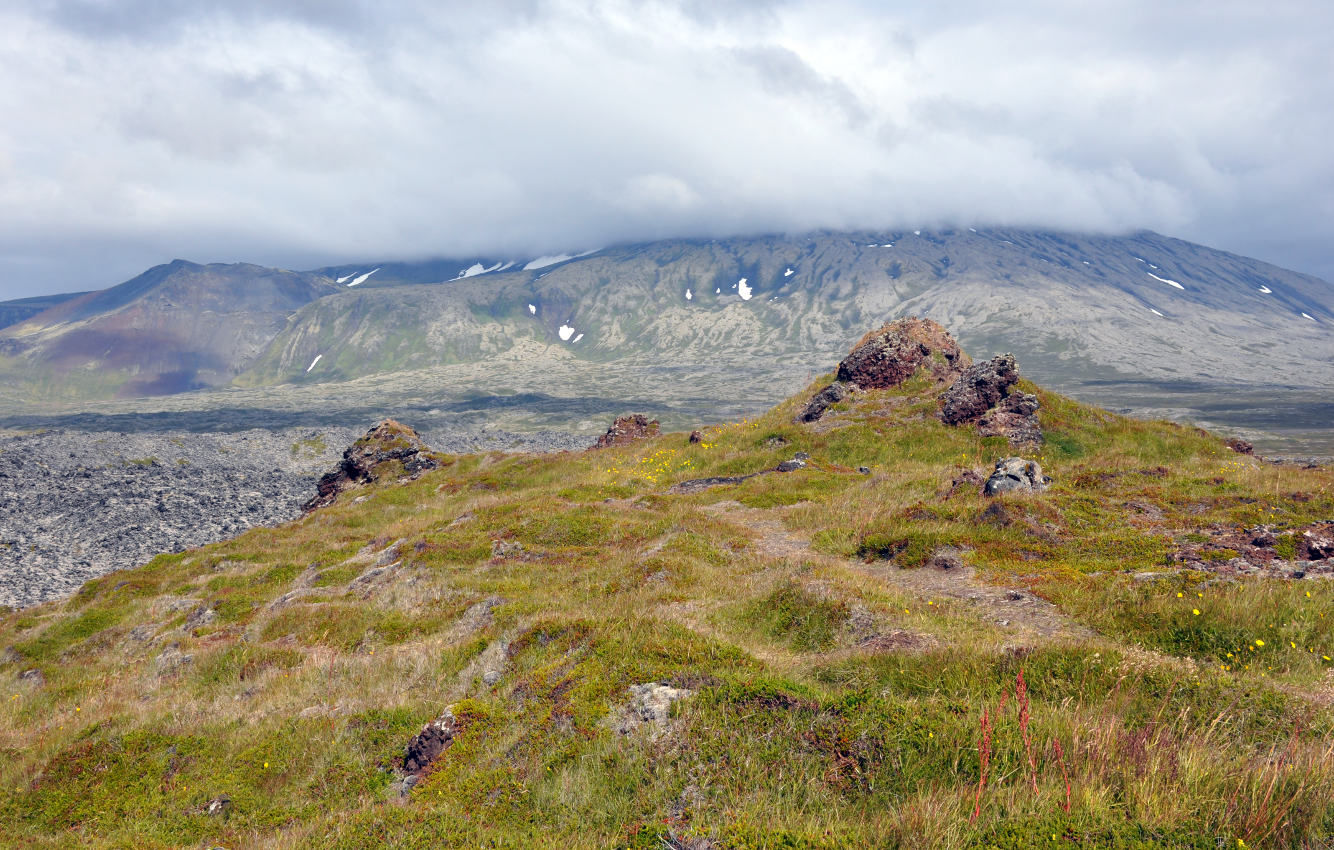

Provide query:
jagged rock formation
left=940, top=354, right=1019, bottom=423
left=983, top=457, right=1051, bottom=496
left=304, top=419, right=443, bottom=511
left=591, top=414, right=660, bottom=449
left=795, top=381, right=849, bottom=423
left=836, top=317, right=971, bottom=390
left=940, top=354, right=1042, bottom=448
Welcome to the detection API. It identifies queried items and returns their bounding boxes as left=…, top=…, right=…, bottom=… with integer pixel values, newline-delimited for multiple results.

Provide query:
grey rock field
left=0, top=424, right=585, bottom=609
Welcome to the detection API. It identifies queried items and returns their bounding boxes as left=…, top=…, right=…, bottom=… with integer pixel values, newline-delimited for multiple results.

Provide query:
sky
left=1, top=0, right=1332, bottom=299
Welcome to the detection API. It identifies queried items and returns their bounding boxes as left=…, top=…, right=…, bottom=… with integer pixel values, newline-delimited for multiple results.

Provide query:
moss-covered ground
left=2, top=375, right=1333, bottom=848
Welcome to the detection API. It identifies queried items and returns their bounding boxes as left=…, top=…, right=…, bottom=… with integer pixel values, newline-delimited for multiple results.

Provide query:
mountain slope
left=246, top=229, right=1333, bottom=392
left=3, top=334, right=1333, bottom=848
left=0, top=261, right=341, bottom=399
left=1, top=230, right=1330, bottom=448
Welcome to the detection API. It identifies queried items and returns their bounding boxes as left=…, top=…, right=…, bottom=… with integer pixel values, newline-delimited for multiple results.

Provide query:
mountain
left=1, top=229, right=1330, bottom=447
left=3, top=327, right=1333, bottom=847
left=0, top=291, right=91, bottom=331
left=0, top=260, right=341, bottom=399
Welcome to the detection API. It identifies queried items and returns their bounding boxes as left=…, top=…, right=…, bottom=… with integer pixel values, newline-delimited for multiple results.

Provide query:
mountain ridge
left=0, top=228, right=1330, bottom=447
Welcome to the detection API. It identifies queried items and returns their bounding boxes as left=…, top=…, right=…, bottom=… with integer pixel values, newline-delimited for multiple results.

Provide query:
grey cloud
left=2, top=0, right=1333, bottom=298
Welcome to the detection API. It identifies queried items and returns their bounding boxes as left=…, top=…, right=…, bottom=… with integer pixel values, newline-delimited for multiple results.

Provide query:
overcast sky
left=1, top=0, right=1332, bottom=298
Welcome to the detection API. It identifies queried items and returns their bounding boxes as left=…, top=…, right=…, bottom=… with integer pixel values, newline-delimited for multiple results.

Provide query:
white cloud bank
left=0, top=0, right=1332, bottom=296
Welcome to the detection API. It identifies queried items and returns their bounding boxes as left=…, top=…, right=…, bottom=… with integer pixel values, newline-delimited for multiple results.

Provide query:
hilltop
left=2, top=320, right=1333, bottom=848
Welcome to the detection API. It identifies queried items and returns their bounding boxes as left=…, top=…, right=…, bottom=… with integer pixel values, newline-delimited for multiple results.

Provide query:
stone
left=155, top=644, right=193, bottom=676
left=925, top=547, right=966, bottom=571
left=205, top=796, right=231, bottom=818
left=776, top=459, right=806, bottom=472
left=857, top=466, right=871, bottom=475
left=611, top=682, right=694, bottom=739
left=795, top=381, right=849, bottom=423
left=304, top=419, right=442, bottom=511
left=939, top=354, right=1020, bottom=425
left=835, top=317, right=970, bottom=390
left=667, top=474, right=760, bottom=494
left=976, top=392, right=1043, bottom=448
left=591, top=414, right=660, bottom=449
left=688, top=430, right=704, bottom=444
left=983, top=457, right=1051, bottom=496
left=944, top=468, right=985, bottom=498
left=1225, top=437, right=1255, bottom=455
left=18, top=668, right=44, bottom=687
left=403, top=708, right=459, bottom=776
left=183, top=603, right=216, bottom=632
left=1300, top=525, right=1334, bottom=560
left=490, top=540, right=525, bottom=559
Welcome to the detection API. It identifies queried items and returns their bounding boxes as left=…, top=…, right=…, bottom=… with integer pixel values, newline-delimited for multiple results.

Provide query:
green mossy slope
left=3, top=375, right=1333, bottom=849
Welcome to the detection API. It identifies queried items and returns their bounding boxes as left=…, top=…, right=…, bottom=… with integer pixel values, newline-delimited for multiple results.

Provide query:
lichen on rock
left=303, top=419, right=442, bottom=511
left=835, top=317, right=971, bottom=390
left=591, top=414, right=660, bottom=449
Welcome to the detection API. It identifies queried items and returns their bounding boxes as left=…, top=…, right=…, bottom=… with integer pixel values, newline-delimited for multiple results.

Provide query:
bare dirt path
left=701, top=500, right=1094, bottom=642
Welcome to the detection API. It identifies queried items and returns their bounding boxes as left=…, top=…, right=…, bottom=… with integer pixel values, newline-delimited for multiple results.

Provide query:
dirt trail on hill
left=701, top=500, right=1093, bottom=642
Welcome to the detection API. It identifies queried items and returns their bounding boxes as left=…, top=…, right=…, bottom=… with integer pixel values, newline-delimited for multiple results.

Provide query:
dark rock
left=944, top=468, right=985, bottom=498
left=925, top=547, right=965, bottom=571
left=794, top=452, right=810, bottom=461
left=776, top=459, right=806, bottom=472
left=591, top=414, right=660, bottom=449
left=1250, top=527, right=1278, bottom=547
left=183, top=603, right=216, bottom=632
left=667, top=474, right=760, bottom=494
left=979, top=501, right=1014, bottom=526
left=1300, top=524, right=1334, bottom=560
left=1225, top=437, right=1255, bottom=455
left=857, top=466, right=871, bottom=475
left=939, top=354, right=1020, bottom=425
left=18, top=668, right=44, bottom=687
left=688, top=430, right=704, bottom=444
left=977, top=392, right=1043, bottom=448
left=983, top=457, right=1050, bottom=496
left=835, top=317, right=970, bottom=390
left=795, top=381, right=849, bottom=423
left=304, top=419, right=442, bottom=511
left=403, top=708, right=459, bottom=776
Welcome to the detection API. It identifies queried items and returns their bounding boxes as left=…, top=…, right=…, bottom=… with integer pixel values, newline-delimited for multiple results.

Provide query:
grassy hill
left=3, top=354, right=1333, bottom=848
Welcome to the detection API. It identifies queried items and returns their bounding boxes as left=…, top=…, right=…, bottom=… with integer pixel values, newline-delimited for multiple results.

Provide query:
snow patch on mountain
left=1147, top=272, right=1185, bottom=290
left=558, top=324, right=575, bottom=341
left=737, top=279, right=752, bottom=301
left=306, top=354, right=322, bottom=372
left=347, top=268, right=380, bottom=287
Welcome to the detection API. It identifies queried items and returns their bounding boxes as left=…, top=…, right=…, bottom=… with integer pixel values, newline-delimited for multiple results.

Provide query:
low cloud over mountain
left=1, top=1, right=1332, bottom=297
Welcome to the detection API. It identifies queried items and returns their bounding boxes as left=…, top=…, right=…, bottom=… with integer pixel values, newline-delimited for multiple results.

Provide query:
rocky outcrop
left=403, top=707, right=460, bottom=776
left=835, top=317, right=971, bottom=390
left=795, top=381, right=850, bottom=423
left=940, top=354, right=1019, bottom=424
left=304, top=419, right=442, bottom=511
left=983, top=457, right=1051, bottom=496
left=591, top=414, right=660, bottom=449
left=940, top=354, right=1042, bottom=448
left=977, top=392, right=1042, bottom=447
left=1168, top=521, right=1334, bottom=579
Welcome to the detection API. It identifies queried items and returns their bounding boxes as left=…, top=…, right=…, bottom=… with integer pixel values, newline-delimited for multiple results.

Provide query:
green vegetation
left=2, top=375, right=1334, bottom=848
